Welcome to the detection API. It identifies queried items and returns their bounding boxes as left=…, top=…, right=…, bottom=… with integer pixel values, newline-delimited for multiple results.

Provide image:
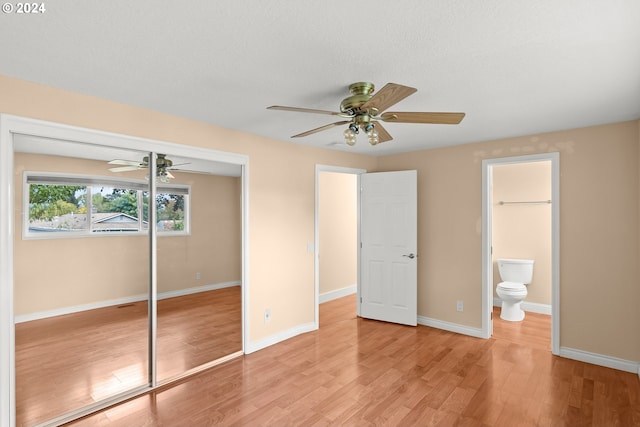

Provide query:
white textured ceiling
left=1, top=0, right=639, bottom=156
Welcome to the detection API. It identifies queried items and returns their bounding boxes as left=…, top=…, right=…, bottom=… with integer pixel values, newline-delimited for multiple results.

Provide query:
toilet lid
left=497, top=281, right=526, bottom=291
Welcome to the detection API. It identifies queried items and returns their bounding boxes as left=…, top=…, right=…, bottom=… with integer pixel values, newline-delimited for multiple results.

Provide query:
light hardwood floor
left=62, top=295, right=640, bottom=427
left=15, top=286, right=241, bottom=426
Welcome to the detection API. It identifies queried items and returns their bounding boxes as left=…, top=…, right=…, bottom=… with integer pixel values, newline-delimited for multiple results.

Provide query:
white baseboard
left=419, top=313, right=639, bottom=378
left=417, top=316, right=485, bottom=339
left=244, top=322, right=317, bottom=354
left=493, top=297, right=551, bottom=315
left=158, top=280, right=240, bottom=300
left=15, top=281, right=241, bottom=323
left=319, top=284, right=357, bottom=304
left=560, top=346, right=640, bottom=376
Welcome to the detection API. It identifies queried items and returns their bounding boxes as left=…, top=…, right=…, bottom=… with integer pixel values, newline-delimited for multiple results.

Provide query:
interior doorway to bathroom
left=482, top=153, right=560, bottom=354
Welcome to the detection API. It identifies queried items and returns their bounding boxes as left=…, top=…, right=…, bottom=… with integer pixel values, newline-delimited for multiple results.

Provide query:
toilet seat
left=497, top=281, right=526, bottom=292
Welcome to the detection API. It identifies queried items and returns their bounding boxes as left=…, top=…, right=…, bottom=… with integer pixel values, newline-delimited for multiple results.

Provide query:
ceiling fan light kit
left=148, top=169, right=172, bottom=183
left=267, top=82, right=465, bottom=147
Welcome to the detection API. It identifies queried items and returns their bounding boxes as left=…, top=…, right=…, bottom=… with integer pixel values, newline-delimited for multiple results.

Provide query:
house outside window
left=24, top=172, right=189, bottom=239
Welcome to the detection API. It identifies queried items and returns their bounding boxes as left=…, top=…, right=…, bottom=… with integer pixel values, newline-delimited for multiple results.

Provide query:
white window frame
left=23, top=171, right=191, bottom=240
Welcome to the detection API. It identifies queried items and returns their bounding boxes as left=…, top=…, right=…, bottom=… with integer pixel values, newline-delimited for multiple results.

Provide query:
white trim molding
left=559, top=347, right=640, bottom=375
left=319, top=284, right=357, bottom=304
left=0, top=115, right=16, bottom=427
left=493, top=298, right=552, bottom=316
left=417, top=316, right=485, bottom=339
left=156, top=281, right=240, bottom=300
left=15, top=281, right=241, bottom=324
left=245, top=322, right=316, bottom=354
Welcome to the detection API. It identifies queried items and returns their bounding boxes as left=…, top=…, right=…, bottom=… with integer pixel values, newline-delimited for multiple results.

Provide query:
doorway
left=481, top=153, right=560, bottom=354
left=314, top=165, right=364, bottom=326
left=315, top=166, right=419, bottom=328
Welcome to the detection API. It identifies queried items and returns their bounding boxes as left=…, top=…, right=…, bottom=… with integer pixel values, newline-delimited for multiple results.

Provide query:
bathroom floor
left=492, top=306, right=551, bottom=351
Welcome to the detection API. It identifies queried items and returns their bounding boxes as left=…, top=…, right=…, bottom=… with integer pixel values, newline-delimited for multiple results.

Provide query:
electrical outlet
left=264, top=308, right=271, bottom=323
left=456, top=300, right=464, bottom=312
left=196, top=272, right=201, bottom=280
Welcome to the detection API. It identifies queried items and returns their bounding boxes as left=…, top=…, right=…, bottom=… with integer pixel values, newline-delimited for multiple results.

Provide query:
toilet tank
left=497, top=258, right=534, bottom=284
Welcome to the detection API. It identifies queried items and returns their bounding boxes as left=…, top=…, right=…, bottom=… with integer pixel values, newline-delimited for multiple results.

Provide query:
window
left=24, top=172, right=190, bottom=238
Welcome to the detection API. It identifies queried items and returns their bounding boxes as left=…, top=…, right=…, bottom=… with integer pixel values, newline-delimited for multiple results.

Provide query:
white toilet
left=496, top=258, right=534, bottom=322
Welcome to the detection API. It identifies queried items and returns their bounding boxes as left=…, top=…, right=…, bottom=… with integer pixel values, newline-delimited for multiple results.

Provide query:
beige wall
left=2, top=74, right=639, bottom=363
left=13, top=152, right=241, bottom=315
left=319, top=172, right=357, bottom=295
left=492, top=161, right=552, bottom=305
left=157, top=173, right=241, bottom=293
left=378, top=121, right=640, bottom=361
left=0, top=74, right=378, bottom=343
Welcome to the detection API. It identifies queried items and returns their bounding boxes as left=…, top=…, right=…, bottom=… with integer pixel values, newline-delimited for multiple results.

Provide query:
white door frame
left=314, top=165, right=366, bottom=327
left=481, top=152, right=560, bottom=354
left=0, top=114, right=250, bottom=427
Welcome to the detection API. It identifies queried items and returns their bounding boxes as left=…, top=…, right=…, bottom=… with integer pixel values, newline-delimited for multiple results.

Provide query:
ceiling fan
left=267, top=82, right=465, bottom=146
left=108, top=154, right=186, bottom=182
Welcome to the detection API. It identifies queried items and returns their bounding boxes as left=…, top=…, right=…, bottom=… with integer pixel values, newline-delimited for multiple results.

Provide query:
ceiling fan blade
left=108, top=159, right=141, bottom=166
left=292, top=120, right=352, bottom=138
left=109, top=165, right=142, bottom=172
left=267, top=105, right=344, bottom=116
left=361, top=83, right=417, bottom=114
left=168, top=162, right=191, bottom=169
left=374, top=122, right=393, bottom=143
left=169, top=168, right=200, bottom=174
left=380, top=111, right=466, bottom=124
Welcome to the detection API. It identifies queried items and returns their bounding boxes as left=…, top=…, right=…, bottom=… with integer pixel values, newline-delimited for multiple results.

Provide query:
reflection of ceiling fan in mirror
left=108, top=154, right=188, bottom=182
left=267, top=82, right=465, bottom=146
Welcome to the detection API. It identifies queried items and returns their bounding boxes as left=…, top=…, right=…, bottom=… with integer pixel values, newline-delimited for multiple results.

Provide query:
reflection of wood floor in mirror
left=65, top=295, right=639, bottom=427
left=15, top=286, right=241, bottom=426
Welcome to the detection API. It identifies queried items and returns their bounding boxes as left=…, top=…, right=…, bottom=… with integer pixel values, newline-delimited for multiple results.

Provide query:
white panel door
left=360, top=170, right=417, bottom=326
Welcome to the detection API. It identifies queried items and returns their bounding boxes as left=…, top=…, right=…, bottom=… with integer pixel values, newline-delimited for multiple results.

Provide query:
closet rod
left=498, top=200, right=551, bottom=205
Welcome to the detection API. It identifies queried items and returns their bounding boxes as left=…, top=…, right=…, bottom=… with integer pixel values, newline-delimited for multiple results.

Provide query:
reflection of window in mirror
left=24, top=172, right=190, bottom=238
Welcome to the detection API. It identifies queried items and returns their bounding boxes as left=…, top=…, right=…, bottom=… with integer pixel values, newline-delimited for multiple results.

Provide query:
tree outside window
left=26, top=175, right=189, bottom=237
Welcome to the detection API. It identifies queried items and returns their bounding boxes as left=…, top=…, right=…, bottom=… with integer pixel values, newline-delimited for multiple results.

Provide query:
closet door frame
left=0, top=114, right=249, bottom=427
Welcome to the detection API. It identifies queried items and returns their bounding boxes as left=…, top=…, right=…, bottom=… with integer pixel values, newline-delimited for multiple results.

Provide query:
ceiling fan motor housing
left=156, top=154, right=172, bottom=168
left=340, top=82, right=376, bottom=116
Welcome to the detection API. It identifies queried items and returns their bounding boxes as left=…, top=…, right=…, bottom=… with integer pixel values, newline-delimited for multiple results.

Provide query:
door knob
left=402, top=253, right=417, bottom=259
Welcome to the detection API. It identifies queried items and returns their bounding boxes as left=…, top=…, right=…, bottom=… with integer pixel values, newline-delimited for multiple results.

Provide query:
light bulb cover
left=344, top=125, right=360, bottom=146
left=343, top=128, right=356, bottom=138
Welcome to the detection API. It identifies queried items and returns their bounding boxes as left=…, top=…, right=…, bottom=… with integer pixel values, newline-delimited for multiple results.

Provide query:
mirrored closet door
left=13, top=138, right=152, bottom=426
left=155, top=154, right=242, bottom=382
left=6, top=124, right=246, bottom=427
